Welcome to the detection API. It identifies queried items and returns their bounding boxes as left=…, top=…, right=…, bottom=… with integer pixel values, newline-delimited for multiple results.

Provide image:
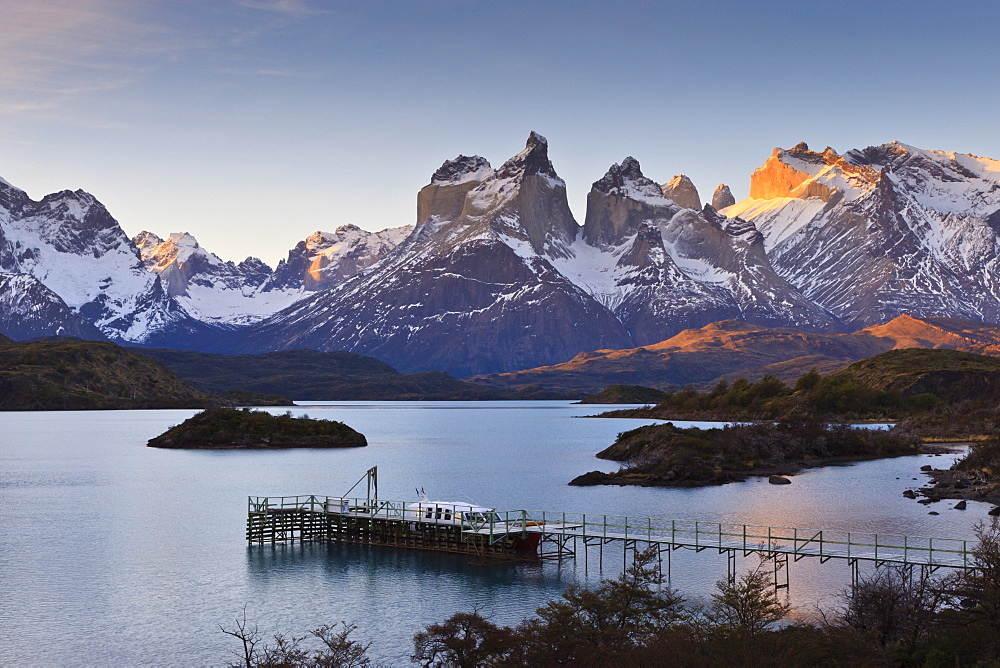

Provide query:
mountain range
left=1, top=134, right=999, bottom=378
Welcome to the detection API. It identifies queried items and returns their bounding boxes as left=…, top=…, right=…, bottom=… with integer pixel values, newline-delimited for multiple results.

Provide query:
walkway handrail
left=249, top=495, right=976, bottom=568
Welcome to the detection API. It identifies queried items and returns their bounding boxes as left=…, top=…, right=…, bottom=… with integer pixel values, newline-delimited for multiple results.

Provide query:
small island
left=570, top=420, right=923, bottom=487
left=572, top=349, right=1000, bottom=489
left=147, top=407, right=367, bottom=449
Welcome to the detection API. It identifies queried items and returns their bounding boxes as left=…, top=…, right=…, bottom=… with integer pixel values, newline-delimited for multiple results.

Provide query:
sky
left=2, top=0, right=999, bottom=267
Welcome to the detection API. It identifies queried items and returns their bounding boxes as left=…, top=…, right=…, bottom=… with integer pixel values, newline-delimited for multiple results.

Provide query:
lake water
left=0, top=401, right=988, bottom=665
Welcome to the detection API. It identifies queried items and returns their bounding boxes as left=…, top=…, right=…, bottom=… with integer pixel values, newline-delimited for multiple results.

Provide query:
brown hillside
left=469, top=316, right=1000, bottom=395
left=858, top=314, right=1000, bottom=353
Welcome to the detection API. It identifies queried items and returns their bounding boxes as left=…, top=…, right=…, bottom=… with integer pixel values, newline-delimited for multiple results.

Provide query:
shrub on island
left=147, top=407, right=367, bottom=449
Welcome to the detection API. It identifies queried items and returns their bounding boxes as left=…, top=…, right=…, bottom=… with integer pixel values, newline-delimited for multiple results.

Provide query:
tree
left=840, top=565, right=948, bottom=648
left=953, top=518, right=1000, bottom=623
left=514, top=547, right=686, bottom=663
left=709, top=553, right=790, bottom=640
left=412, top=611, right=512, bottom=667
left=794, top=368, right=821, bottom=393
left=221, top=612, right=372, bottom=667
left=258, top=632, right=309, bottom=667
left=220, top=605, right=263, bottom=668
left=310, top=622, right=372, bottom=667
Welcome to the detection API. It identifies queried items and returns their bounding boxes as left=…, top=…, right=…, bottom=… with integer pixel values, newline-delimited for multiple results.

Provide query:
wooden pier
left=247, top=493, right=977, bottom=586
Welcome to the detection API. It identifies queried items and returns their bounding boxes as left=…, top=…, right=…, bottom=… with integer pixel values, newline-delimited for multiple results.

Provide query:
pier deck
left=247, top=495, right=976, bottom=574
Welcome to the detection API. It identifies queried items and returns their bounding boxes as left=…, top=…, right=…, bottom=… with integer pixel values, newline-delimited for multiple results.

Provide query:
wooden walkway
left=247, top=495, right=976, bottom=582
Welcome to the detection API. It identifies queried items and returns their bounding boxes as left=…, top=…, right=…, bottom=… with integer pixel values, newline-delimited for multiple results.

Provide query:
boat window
left=444, top=512, right=451, bottom=521
left=435, top=509, right=442, bottom=520
left=424, top=509, right=432, bottom=519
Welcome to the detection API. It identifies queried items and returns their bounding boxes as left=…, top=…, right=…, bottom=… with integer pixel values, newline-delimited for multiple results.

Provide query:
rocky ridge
left=724, top=141, right=1000, bottom=327
left=0, top=273, right=107, bottom=341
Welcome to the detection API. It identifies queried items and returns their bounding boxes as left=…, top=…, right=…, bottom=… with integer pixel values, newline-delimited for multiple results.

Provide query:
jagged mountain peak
left=722, top=215, right=763, bottom=244
left=729, top=139, right=1000, bottom=328
left=0, top=175, right=28, bottom=211
left=237, top=257, right=271, bottom=275
left=452, top=132, right=576, bottom=259
left=132, top=230, right=163, bottom=255
left=262, top=223, right=413, bottom=296
left=430, top=155, right=493, bottom=185
left=750, top=142, right=878, bottom=202
left=135, top=231, right=215, bottom=272
left=712, top=184, right=735, bottom=210
left=0, top=175, right=24, bottom=192
left=494, top=131, right=561, bottom=182
left=0, top=184, right=214, bottom=345
left=661, top=174, right=701, bottom=210
left=305, top=225, right=367, bottom=247
left=845, top=141, right=998, bottom=189
left=592, top=156, right=664, bottom=200
left=616, top=221, right=667, bottom=268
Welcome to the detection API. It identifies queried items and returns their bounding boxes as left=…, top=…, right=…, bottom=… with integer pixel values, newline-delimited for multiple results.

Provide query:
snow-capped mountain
left=133, top=224, right=414, bottom=326
left=232, top=133, right=634, bottom=375
left=711, top=184, right=735, bottom=210
left=0, top=177, right=212, bottom=344
left=5, top=135, right=999, bottom=377
left=723, top=141, right=1000, bottom=327
left=261, top=224, right=413, bottom=293
left=133, top=230, right=294, bottom=327
left=0, top=273, right=106, bottom=341
left=231, top=134, right=836, bottom=374
left=662, top=174, right=701, bottom=210
left=565, top=156, right=837, bottom=342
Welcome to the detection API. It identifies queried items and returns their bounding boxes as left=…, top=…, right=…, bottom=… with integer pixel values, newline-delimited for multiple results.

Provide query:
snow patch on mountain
left=731, top=141, right=1000, bottom=326
left=0, top=272, right=107, bottom=340
left=0, top=179, right=204, bottom=343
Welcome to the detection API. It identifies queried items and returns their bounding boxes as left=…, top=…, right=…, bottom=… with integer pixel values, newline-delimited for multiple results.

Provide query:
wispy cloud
left=0, top=0, right=333, bottom=118
left=231, top=0, right=329, bottom=18
left=0, top=0, right=191, bottom=116
left=0, top=101, right=58, bottom=114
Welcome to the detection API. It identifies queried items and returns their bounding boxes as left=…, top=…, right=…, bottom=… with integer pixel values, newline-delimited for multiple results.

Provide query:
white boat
left=402, top=489, right=501, bottom=527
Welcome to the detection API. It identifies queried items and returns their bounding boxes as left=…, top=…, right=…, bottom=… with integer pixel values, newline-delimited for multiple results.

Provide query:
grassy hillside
left=134, top=347, right=567, bottom=400
left=832, top=348, right=1000, bottom=402
left=600, top=348, right=1000, bottom=422
left=0, top=339, right=289, bottom=410
left=578, top=385, right=668, bottom=404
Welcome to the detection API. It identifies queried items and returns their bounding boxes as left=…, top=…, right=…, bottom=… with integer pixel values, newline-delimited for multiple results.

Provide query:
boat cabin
left=403, top=500, right=502, bottom=526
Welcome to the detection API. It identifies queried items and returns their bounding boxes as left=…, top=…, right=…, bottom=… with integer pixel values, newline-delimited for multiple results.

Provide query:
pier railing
left=247, top=496, right=973, bottom=569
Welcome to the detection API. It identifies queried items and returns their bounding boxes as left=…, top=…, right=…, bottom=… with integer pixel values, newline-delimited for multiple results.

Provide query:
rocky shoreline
left=911, top=461, right=1000, bottom=514
left=570, top=447, right=948, bottom=488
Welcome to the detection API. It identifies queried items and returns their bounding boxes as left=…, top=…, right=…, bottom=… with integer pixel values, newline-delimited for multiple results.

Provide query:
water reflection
left=0, top=402, right=988, bottom=665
